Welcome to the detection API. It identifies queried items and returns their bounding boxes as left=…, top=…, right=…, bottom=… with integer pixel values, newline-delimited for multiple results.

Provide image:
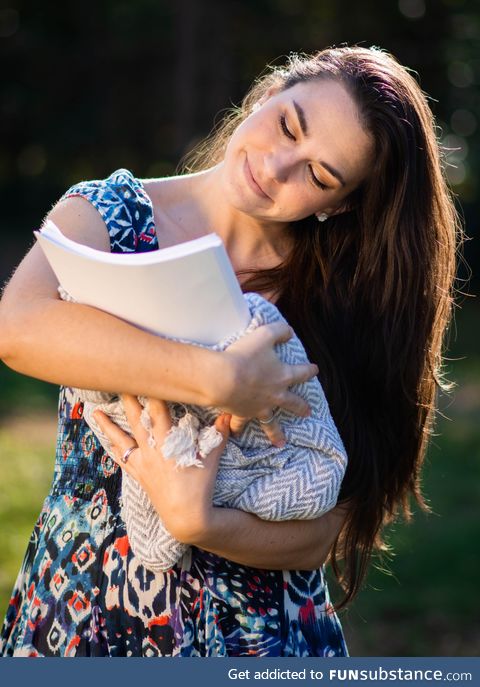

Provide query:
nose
left=263, top=149, right=295, bottom=184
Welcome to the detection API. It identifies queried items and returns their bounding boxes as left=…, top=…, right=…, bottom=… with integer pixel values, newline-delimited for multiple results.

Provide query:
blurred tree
left=0, top=0, right=478, bottom=656
left=0, top=0, right=477, bottom=285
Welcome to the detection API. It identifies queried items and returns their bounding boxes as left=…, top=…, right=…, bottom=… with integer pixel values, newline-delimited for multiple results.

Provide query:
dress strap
left=60, top=168, right=158, bottom=254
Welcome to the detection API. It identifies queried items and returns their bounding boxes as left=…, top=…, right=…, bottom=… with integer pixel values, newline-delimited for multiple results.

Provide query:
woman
left=0, top=45, right=459, bottom=657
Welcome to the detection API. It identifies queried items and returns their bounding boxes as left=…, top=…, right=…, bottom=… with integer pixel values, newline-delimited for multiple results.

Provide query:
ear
left=320, top=182, right=364, bottom=219
left=325, top=199, right=355, bottom=217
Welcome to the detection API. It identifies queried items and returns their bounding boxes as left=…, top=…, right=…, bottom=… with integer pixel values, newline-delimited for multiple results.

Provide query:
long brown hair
left=182, top=46, right=461, bottom=607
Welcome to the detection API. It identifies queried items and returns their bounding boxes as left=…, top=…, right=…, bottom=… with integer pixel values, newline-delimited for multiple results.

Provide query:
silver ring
left=121, top=444, right=138, bottom=464
left=259, top=410, right=276, bottom=425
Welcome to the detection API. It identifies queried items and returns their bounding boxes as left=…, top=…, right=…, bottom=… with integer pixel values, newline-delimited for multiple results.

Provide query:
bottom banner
left=0, top=656, right=478, bottom=687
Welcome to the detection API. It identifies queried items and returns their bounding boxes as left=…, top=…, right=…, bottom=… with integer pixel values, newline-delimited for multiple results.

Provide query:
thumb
left=215, top=413, right=232, bottom=441
left=202, top=414, right=230, bottom=468
left=229, top=414, right=248, bottom=435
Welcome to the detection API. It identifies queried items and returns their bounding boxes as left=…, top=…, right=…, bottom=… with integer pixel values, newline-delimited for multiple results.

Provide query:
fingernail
left=275, top=440, right=286, bottom=448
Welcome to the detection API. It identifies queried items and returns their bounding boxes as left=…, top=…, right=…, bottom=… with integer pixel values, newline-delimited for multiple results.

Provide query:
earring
left=252, top=102, right=261, bottom=113
left=316, top=212, right=329, bottom=222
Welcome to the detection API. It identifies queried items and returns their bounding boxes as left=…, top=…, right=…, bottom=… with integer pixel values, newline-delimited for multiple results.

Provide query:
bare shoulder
left=0, top=196, right=111, bottom=308
left=47, top=195, right=110, bottom=252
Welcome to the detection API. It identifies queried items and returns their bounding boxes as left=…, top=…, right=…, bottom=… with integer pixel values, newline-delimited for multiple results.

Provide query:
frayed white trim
left=161, top=412, right=203, bottom=467
left=140, top=400, right=157, bottom=448
left=198, top=424, right=223, bottom=459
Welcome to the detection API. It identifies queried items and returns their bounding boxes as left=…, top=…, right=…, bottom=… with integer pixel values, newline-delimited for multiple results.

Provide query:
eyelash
left=279, top=114, right=328, bottom=191
left=280, top=113, right=296, bottom=141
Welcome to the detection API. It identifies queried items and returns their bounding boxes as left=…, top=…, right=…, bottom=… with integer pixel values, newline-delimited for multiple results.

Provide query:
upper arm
left=1, top=196, right=110, bottom=304
left=0, top=197, right=111, bottom=351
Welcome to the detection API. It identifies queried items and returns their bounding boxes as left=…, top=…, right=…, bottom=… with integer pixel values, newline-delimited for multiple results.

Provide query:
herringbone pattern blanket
left=61, top=289, right=348, bottom=571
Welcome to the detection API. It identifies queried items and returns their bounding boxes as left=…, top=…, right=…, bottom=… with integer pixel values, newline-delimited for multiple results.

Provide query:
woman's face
left=221, top=78, right=374, bottom=223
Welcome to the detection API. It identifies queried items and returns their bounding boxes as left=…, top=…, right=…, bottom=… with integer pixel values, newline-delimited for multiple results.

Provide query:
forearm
left=1, top=295, right=220, bottom=405
left=0, top=199, right=226, bottom=406
left=185, top=506, right=346, bottom=571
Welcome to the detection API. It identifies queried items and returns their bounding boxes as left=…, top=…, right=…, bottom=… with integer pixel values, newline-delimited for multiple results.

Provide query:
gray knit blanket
left=60, top=289, right=347, bottom=571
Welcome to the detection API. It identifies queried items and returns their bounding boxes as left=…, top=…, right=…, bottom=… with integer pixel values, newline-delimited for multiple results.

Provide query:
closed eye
left=281, top=114, right=328, bottom=190
left=309, top=167, right=328, bottom=190
left=280, top=114, right=296, bottom=141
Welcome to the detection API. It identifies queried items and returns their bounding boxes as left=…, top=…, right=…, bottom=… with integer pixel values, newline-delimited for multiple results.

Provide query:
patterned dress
left=0, top=169, right=348, bottom=657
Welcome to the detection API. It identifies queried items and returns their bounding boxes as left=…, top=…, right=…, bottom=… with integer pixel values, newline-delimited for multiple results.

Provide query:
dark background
left=0, top=0, right=479, bottom=285
left=0, top=0, right=479, bottom=656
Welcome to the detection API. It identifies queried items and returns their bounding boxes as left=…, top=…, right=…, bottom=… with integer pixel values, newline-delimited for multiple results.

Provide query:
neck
left=182, top=165, right=292, bottom=270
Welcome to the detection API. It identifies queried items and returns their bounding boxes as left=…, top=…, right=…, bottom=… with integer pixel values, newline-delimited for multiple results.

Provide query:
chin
left=223, top=179, right=256, bottom=214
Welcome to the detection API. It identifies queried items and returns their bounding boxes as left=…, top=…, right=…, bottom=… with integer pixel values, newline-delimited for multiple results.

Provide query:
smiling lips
left=244, top=155, right=271, bottom=200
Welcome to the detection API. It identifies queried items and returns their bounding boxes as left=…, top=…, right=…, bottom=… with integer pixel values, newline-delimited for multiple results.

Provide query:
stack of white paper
left=35, top=220, right=250, bottom=345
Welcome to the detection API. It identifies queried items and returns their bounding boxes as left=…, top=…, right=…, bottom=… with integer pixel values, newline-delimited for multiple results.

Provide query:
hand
left=217, top=322, right=318, bottom=445
left=93, top=395, right=230, bottom=543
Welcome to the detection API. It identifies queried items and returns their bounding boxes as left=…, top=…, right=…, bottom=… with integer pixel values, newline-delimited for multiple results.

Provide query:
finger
left=204, top=414, right=231, bottom=465
left=214, top=413, right=231, bottom=440
left=286, top=362, right=319, bottom=386
left=93, top=410, right=137, bottom=460
left=144, top=397, right=172, bottom=435
left=258, top=418, right=286, bottom=448
left=120, top=394, right=151, bottom=447
left=121, top=394, right=143, bottom=425
left=263, top=321, right=294, bottom=346
left=276, top=390, right=311, bottom=418
left=229, top=415, right=249, bottom=435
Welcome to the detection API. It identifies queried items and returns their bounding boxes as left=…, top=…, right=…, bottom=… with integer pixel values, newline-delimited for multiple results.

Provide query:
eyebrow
left=292, top=99, right=347, bottom=188
left=293, top=99, right=309, bottom=136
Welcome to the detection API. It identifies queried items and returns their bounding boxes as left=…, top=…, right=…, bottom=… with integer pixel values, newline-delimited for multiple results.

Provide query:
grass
left=340, top=397, right=480, bottom=656
left=0, top=413, right=57, bottom=614
left=0, top=363, right=58, bottom=418
left=0, top=303, right=478, bottom=654
left=339, top=307, right=480, bottom=655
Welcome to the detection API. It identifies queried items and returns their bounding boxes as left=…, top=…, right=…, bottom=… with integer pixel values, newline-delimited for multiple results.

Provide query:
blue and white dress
left=0, top=169, right=348, bottom=657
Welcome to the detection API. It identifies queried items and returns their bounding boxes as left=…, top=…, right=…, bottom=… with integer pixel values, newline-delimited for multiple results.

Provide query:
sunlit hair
left=182, top=46, right=461, bottom=607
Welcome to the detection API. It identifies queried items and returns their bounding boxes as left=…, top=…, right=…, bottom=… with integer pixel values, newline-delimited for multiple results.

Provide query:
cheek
left=228, top=117, right=256, bottom=149
left=223, top=136, right=239, bottom=167
left=276, top=195, right=318, bottom=221
left=283, top=186, right=318, bottom=213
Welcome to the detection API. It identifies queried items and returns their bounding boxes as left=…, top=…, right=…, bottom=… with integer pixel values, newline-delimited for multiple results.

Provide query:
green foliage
left=337, top=303, right=480, bottom=655
left=339, top=409, right=480, bottom=655
left=0, top=416, right=56, bottom=619
left=0, top=1, right=479, bottom=649
left=0, top=363, right=58, bottom=418
left=0, top=307, right=478, bottom=654
left=1, top=1, right=479, bottom=290
left=0, top=387, right=478, bottom=654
